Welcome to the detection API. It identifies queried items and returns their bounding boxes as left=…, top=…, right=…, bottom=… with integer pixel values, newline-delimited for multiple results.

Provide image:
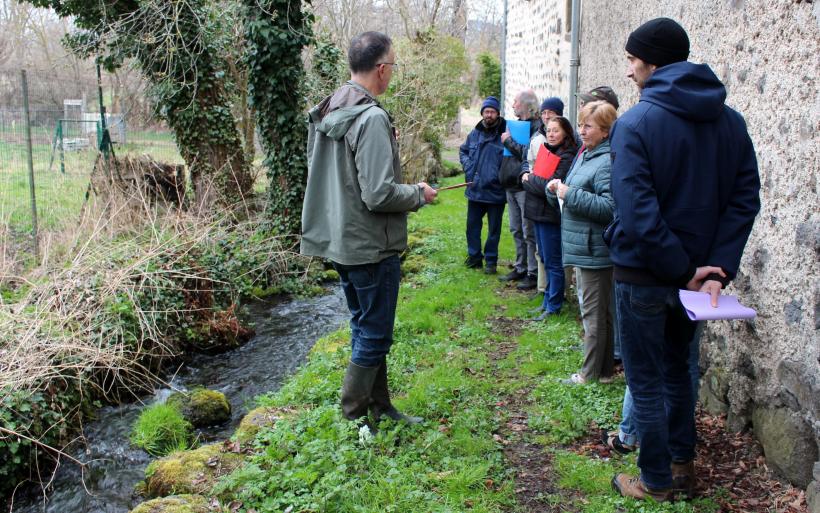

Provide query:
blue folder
left=503, top=119, right=531, bottom=156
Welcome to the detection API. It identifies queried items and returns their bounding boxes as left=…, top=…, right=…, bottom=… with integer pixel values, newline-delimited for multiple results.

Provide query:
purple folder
left=678, top=290, right=756, bottom=321
left=503, top=120, right=531, bottom=156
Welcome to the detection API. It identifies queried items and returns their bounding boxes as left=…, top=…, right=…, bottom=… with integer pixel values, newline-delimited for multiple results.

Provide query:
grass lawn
left=161, top=175, right=727, bottom=512
left=0, top=130, right=181, bottom=232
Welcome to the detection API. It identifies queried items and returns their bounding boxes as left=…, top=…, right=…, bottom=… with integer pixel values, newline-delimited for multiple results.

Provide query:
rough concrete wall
left=503, top=0, right=572, bottom=114
left=505, top=0, right=820, bottom=500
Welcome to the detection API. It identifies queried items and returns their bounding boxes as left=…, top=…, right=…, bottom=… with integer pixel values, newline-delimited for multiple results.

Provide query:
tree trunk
left=244, top=0, right=312, bottom=234
left=167, top=80, right=252, bottom=214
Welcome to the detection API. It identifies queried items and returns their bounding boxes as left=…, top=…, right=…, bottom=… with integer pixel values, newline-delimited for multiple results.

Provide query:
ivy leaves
left=244, top=0, right=313, bottom=234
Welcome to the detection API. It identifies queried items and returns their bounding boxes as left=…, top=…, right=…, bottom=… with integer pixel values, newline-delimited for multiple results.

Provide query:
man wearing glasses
left=301, top=31, right=437, bottom=428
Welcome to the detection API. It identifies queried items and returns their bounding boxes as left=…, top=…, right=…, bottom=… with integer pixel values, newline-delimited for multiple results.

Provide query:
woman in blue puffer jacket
left=547, top=101, right=617, bottom=384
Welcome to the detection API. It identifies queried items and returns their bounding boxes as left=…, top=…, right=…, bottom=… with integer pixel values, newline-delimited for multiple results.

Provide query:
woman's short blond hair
left=578, top=100, right=618, bottom=134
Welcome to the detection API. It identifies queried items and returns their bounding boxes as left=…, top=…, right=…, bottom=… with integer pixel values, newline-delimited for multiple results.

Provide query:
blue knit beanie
left=480, top=96, right=501, bottom=114
left=540, top=97, right=564, bottom=116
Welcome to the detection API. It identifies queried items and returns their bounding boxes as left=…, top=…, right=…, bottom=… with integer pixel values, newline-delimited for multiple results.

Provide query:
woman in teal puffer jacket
left=547, top=101, right=617, bottom=384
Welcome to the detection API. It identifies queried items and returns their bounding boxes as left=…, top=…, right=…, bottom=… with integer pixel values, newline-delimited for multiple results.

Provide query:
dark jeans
left=615, top=282, right=697, bottom=489
left=332, top=255, right=401, bottom=368
left=619, top=322, right=704, bottom=447
left=466, top=200, right=505, bottom=266
left=533, top=221, right=564, bottom=312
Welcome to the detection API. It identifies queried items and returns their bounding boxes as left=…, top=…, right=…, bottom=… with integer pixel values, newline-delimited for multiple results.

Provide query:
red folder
left=533, top=145, right=561, bottom=179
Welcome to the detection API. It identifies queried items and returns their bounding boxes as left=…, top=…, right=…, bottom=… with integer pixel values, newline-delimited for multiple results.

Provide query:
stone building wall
left=504, top=0, right=820, bottom=504
left=503, top=0, right=572, bottom=114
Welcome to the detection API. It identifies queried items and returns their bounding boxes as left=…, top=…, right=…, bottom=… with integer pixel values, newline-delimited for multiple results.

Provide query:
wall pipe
left=568, top=0, right=581, bottom=127
left=500, top=0, right=508, bottom=117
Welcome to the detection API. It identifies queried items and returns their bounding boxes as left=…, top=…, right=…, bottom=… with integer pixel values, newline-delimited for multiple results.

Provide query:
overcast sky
left=468, top=0, right=503, bottom=22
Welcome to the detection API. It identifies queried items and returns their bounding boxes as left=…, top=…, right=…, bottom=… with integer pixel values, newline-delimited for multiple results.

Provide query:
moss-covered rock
left=167, top=389, right=231, bottom=428
left=143, top=444, right=245, bottom=498
left=700, top=365, right=730, bottom=415
left=405, top=233, right=424, bottom=253
left=129, top=494, right=209, bottom=513
left=235, top=406, right=299, bottom=444
left=311, top=330, right=348, bottom=355
left=752, top=406, right=818, bottom=487
left=321, top=269, right=340, bottom=282
left=401, top=254, right=426, bottom=275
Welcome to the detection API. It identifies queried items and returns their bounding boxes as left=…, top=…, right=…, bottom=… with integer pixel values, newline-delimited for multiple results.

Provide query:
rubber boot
left=370, top=358, right=423, bottom=424
left=340, top=361, right=380, bottom=421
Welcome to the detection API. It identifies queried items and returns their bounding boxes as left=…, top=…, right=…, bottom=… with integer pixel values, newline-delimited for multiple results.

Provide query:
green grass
left=0, top=128, right=181, bottom=232
left=131, top=403, right=196, bottom=457
left=136, top=174, right=722, bottom=512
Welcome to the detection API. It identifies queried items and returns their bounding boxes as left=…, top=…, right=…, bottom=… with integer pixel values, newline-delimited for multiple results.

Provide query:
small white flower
left=358, top=424, right=374, bottom=445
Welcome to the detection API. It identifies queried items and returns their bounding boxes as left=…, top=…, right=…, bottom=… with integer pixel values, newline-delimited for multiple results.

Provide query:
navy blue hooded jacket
left=605, top=61, right=761, bottom=286
left=460, top=118, right=507, bottom=204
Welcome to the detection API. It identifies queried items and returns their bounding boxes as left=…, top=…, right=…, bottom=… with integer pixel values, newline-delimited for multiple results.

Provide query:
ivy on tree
left=244, top=0, right=313, bottom=234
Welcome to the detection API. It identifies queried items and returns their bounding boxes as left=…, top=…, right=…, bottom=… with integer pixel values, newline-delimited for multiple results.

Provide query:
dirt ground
left=484, top=305, right=808, bottom=513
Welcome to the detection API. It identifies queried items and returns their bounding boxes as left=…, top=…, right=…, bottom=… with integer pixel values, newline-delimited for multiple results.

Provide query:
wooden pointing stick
left=436, top=181, right=472, bottom=191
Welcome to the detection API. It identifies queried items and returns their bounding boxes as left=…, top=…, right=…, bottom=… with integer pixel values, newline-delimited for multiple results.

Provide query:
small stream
left=11, top=290, right=349, bottom=513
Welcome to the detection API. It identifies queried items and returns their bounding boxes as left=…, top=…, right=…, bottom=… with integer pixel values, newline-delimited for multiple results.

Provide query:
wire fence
left=0, top=68, right=183, bottom=262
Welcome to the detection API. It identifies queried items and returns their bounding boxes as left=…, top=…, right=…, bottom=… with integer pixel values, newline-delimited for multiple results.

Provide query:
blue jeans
left=533, top=221, right=564, bottom=313
left=615, top=282, right=697, bottom=489
left=506, top=190, right=537, bottom=274
left=466, top=201, right=505, bottom=266
left=332, top=255, right=401, bottom=368
left=619, top=322, right=703, bottom=447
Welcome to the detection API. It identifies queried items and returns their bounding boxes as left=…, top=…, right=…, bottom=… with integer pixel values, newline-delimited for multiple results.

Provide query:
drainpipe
left=568, top=0, right=581, bottom=127
left=500, top=0, right=508, bottom=117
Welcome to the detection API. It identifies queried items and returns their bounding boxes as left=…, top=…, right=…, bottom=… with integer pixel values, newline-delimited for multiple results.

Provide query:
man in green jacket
left=301, top=31, right=437, bottom=426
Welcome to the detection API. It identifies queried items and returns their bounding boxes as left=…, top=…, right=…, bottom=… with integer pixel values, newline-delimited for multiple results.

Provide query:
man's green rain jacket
left=300, top=81, right=426, bottom=265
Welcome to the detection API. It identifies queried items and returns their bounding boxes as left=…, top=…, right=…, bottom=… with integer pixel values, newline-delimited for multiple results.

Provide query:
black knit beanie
left=625, top=18, right=690, bottom=68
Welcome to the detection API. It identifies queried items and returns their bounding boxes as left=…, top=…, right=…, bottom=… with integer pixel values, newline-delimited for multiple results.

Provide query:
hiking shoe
left=671, top=460, right=695, bottom=499
left=601, top=429, right=636, bottom=455
left=516, top=274, right=537, bottom=290
left=612, top=473, right=671, bottom=502
left=464, top=256, right=483, bottom=269
left=499, top=269, right=526, bottom=282
left=533, top=310, right=558, bottom=321
left=484, top=265, right=497, bottom=275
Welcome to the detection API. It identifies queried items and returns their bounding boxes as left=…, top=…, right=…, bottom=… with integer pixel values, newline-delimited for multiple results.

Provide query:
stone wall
left=504, top=0, right=820, bottom=504
left=503, top=0, right=572, bottom=114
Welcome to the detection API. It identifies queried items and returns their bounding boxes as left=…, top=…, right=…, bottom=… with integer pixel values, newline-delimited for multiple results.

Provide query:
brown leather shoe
left=611, top=473, right=671, bottom=502
left=671, top=460, right=695, bottom=498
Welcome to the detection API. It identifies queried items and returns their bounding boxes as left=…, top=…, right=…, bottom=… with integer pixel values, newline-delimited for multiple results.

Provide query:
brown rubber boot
left=370, top=358, right=423, bottom=424
left=611, top=473, right=672, bottom=502
left=340, top=361, right=379, bottom=421
left=671, top=460, right=695, bottom=498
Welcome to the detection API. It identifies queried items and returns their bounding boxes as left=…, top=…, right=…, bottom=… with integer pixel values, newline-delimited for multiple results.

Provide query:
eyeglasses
left=378, top=62, right=399, bottom=71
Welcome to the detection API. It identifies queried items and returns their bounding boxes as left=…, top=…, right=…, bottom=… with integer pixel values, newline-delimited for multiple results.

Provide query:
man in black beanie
left=605, top=17, right=760, bottom=501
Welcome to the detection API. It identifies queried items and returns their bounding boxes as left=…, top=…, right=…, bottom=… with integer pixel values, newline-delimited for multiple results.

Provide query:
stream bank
left=10, top=290, right=348, bottom=513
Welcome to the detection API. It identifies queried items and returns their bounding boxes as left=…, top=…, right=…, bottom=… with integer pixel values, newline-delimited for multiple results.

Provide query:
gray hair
left=517, top=89, right=540, bottom=119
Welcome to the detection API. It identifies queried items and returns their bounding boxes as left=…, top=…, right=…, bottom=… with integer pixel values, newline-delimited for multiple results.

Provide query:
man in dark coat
left=499, top=89, right=541, bottom=290
left=459, top=96, right=507, bottom=274
left=606, top=18, right=761, bottom=501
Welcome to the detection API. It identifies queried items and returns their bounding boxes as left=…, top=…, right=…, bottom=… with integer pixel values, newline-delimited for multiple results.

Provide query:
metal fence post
left=21, top=69, right=40, bottom=260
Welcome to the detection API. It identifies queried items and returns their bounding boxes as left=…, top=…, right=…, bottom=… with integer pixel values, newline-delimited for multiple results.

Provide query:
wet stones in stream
left=130, top=494, right=210, bottom=513
left=141, top=443, right=246, bottom=498
left=167, top=389, right=231, bottom=428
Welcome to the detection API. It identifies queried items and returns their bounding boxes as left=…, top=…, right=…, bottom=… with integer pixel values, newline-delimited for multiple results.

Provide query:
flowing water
left=10, top=290, right=349, bottom=513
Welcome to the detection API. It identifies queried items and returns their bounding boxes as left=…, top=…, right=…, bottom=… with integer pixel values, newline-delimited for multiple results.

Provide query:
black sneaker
left=516, top=274, right=537, bottom=290
left=499, top=269, right=526, bottom=282
left=484, top=265, right=497, bottom=275
left=464, top=256, right=483, bottom=269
